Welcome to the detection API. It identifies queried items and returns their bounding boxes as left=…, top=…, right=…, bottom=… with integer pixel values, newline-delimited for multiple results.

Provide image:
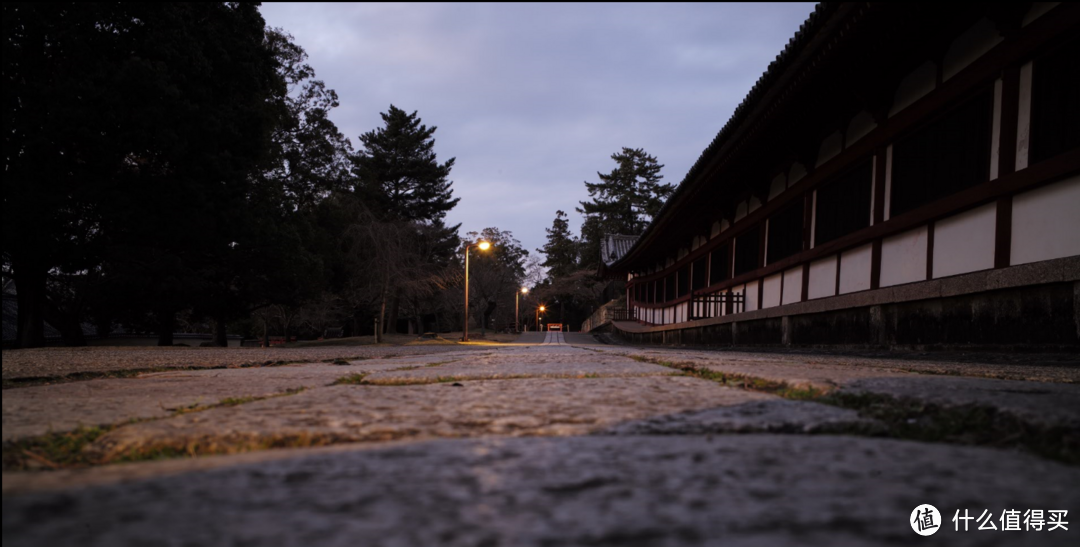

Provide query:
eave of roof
left=607, top=2, right=847, bottom=273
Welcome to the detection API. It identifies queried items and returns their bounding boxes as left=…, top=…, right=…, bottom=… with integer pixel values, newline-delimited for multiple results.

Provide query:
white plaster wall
left=884, top=146, right=893, bottom=221
left=869, top=155, right=877, bottom=227
left=762, top=221, right=770, bottom=265
left=816, top=131, right=843, bottom=167
left=1011, top=175, right=1080, bottom=265
left=942, top=18, right=1002, bottom=81
left=789, top=163, right=807, bottom=186
left=846, top=111, right=877, bottom=147
left=880, top=226, right=929, bottom=287
left=932, top=202, right=996, bottom=278
left=762, top=273, right=782, bottom=309
left=711, top=221, right=721, bottom=238
left=744, top=281, right=759, bottom=312
left=839, top=243, right=873, bottom=294
left=808, top=256, right=837, bottom=300
left=730, top=285, right=745, bottom=315
left=890, top=61, right=937, bottom=117
left=1016, top=61, right=1033, bottom=171
left=768, top=173, right=786, bottom=201
left=782, top=266, right=803, bottom=305
left=990, top=78, right=1002, bottom=181
left=735, top=201, right=748, bottom=222
left=748, top=196, right=762, bottom=214
left=720, top=219, right=730, bottom=233
left=1023, top=2, right=1060, bottom=26
left=678, top=248, right=688, bottom=260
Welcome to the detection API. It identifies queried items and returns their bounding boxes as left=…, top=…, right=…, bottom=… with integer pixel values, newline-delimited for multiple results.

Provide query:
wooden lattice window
left=815, top=160, right=872, bottom=246
left=891, top=89, right=992, bottom=216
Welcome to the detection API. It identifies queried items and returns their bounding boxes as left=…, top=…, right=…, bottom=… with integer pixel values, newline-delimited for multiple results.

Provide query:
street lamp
left=463, top=240, right=491, bottom=342
left=516, top=287, right=528, bottom=333
left=536, top=304, right=546, bottom=332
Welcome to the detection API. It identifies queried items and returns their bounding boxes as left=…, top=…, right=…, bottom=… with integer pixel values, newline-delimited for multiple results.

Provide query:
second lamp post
left=515, top=287, right=528, bottom=333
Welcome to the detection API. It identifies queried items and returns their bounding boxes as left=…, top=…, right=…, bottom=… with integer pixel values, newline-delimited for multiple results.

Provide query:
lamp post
left=536, top=305, right=546, bottom=332
left=516, top=287, right=528, bottom=333
left=463, top=240, right=491, bottom=342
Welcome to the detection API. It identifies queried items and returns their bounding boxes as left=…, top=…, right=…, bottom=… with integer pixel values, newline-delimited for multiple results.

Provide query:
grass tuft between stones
left=2, top=425, right=114, bottom=470
left=2, top=357, right=379, bottom=390
left=817, top=391, right=1079, bottom=466
left=634, top=355, right=1079, bottom=466
left=2, top=387, right=310, bottom=472
left=331, top=373, right=368, bottom=385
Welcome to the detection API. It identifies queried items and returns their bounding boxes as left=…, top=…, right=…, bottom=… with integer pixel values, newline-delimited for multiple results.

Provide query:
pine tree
left=575, top=147, right=673, bottom=270
left=350, top=105, right=460, bottom=223
left=577, top=147, right=673, bottom=235
left=539, top=210, right=579, bottom=279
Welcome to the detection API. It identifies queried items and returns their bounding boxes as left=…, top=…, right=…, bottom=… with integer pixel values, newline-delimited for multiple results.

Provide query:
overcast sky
left=259, top=2, right=817, bottom=255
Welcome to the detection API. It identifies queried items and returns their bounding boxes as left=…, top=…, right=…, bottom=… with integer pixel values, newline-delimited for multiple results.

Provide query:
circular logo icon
left=910, top=504, right=942, bottom=536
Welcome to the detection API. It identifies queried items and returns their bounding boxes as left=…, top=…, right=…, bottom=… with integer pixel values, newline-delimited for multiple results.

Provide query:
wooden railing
left=688, top=292, right=744, bottom=320
left=581, top=300, right=636, bottom=332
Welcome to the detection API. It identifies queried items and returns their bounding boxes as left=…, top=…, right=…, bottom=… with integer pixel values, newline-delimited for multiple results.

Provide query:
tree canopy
left=351, top=105, right=460, bottom=223
left=578, top=147, right=674, bottom=234
left=1, top=5, right=534, bottom=346
left=3, top=2, right=287, bottom=346
left=539, top=210, right=579, bottom=279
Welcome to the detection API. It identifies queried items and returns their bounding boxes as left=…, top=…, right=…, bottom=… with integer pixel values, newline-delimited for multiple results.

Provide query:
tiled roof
left=601, top=234, right=639, bottom=267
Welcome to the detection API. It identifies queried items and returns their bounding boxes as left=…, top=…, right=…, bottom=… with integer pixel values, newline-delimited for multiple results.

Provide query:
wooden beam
left=995, top=196, right=1013, bottom=269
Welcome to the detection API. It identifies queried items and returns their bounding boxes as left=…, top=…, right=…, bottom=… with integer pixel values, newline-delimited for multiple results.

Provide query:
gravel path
left=5, top=435, right=1078, bottom=547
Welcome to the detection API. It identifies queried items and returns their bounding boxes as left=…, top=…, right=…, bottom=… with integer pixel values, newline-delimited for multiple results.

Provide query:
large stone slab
left=665, top=353, right=916, bottom=391
left=0, top=345, right=478, bottom=380
left=602, top=347, right=1080, bottom=384
left=2, top=359, right=460, bottom=441
left=843, top=376, right=1080, bottom=429
left=4, top=435, right=1077, bottom=547
left=603, top=348, right=1080, bottom=431
left=85, top=377, right=771, bottom=459
left=601, top=399, right=881, bottom=435
left=364, top=346, right=669, bottom=384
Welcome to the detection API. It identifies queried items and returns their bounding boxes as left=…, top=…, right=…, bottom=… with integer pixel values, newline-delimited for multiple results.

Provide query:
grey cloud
left=260, top=2, right=816, bottom=253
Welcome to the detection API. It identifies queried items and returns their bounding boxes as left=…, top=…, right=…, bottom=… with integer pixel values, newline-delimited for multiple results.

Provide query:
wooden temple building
left=599, top=2, right=1079, bottom=348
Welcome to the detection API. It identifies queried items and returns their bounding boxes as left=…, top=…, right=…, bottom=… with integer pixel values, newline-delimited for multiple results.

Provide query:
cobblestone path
left=3, top=338, right=1077, bottom=546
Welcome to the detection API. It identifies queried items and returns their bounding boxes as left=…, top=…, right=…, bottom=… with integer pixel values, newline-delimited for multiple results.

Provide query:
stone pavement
left=2, top=336, right=1079, bottom=546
